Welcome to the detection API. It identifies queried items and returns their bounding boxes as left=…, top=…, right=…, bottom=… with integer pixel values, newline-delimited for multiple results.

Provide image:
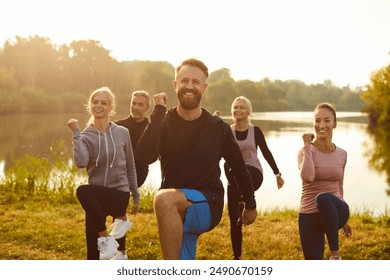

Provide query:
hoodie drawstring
left=96, top=130, right=101, bottom=167
left=109, top=125, right=116, bottom=168
left=95, top=124, right=116, bottom=168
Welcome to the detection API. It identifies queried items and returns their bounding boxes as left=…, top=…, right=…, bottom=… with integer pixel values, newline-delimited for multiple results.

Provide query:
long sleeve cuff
left=245, top=202, right=257, bottom=210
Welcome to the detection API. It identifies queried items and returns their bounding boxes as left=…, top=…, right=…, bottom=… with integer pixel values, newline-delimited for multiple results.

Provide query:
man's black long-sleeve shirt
left=135, top=105, right=256, bottom=230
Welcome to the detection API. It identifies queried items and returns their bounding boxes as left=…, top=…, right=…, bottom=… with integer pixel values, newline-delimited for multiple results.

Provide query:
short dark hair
left=175, top=58, right=209, bottom=78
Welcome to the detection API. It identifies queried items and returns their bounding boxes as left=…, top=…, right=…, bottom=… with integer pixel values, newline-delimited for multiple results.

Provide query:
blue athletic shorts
left=179, top=188, right=211, bottom=260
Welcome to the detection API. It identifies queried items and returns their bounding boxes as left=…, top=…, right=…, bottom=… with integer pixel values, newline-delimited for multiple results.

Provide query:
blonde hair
left=231, top=96, right=253, bottom=124
left=85, top=86, right=117, bottom=125
left=231, top=96, right=253, bottom=115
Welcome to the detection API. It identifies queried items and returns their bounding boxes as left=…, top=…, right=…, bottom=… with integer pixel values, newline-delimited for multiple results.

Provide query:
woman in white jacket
left=67, top=87, right=140, bottom=260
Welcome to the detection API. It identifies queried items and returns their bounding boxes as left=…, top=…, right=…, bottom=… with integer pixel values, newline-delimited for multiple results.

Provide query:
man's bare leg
left=154, top=189, right=192, bottom=259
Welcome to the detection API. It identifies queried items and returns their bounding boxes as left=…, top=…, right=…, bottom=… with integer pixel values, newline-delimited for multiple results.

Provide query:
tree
left=361, top=58, right=390, bottom=194
left=361, top=63, right=390, bottom=127
left=0, top=65, right=18, bottom=92
left=0, top=35, right=368, bottom=115
left=0, top=36, right=62, bottom=92
left=204, top=68, right=237, bottom=111
left=120, top=60, right=175, bottom=110
left=63, top=40, right=120, bottom=93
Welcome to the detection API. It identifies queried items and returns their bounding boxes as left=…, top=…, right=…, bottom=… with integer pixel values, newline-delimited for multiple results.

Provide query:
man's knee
left=154, top=190, right=171, bottom=212
left=154, top=189, right=189, bottom=214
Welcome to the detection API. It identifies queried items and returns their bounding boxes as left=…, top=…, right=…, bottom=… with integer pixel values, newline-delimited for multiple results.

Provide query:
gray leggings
left=299, top=193, right=349, bottom=260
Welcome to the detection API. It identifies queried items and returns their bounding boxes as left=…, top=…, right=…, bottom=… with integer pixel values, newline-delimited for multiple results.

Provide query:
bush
left=0, top=140, right=79, bottom=204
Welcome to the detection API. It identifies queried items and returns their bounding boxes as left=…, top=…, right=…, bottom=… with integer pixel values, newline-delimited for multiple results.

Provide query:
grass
left=0, top=201, right=389, bottom=260
left=0, top=150, right=389, bottom=260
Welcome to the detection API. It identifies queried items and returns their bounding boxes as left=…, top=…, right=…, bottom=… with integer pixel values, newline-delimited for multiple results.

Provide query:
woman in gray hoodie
left=67, top=87, right=140, bottom=260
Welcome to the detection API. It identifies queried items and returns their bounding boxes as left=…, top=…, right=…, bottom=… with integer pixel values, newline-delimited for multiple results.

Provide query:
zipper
left=104, top=133, right=109, bottom=186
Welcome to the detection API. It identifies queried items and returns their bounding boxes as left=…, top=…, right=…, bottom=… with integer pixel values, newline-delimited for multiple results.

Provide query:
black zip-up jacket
left=115, top=116, right=149, bottom=187
left=135, top=105, right=256, bottom=230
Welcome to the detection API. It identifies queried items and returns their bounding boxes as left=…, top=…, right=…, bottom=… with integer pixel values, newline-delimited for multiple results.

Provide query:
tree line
left=0, top=35, right=366, bottom=115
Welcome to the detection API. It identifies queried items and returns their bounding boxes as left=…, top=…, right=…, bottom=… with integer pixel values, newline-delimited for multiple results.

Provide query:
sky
left=1, top=0, right=389, bottom=88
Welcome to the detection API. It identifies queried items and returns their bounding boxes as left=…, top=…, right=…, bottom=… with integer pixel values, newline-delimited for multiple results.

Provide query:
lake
left=1, top=112, right=389, bottom=216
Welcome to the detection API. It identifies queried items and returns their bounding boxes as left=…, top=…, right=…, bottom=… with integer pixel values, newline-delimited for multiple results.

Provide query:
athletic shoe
left=97, top=236, right=119, bottom=260
left=329, top=255, right=342, bottom=260
left=111, top=251, right=128, bottom=260
left=109, top=218, right=132, bottom=239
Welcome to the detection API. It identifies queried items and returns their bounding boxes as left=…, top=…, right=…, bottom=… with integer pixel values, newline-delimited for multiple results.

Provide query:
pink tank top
left=231, top=124, right=263, bottom=173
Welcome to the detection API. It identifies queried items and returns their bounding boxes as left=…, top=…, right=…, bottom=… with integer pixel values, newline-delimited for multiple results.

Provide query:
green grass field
left=0, top=152, right=389, bottom=260
left=1, top=201, right=389, bottom=260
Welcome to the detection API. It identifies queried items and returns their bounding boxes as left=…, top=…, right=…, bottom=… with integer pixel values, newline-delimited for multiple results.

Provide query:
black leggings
left=76, top=185, right=130, bottom=260
left=224, top=163, right=263, bottom=259
left=299, top=193, right=349, bottom=260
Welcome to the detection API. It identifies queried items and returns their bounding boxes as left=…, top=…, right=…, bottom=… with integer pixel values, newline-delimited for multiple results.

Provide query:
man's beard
left=131, top=110, right=142, bottom=120
left=177, top=87, right=202, bottom=110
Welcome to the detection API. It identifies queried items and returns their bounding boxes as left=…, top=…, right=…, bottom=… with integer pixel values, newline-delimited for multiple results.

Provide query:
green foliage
left=2, top=154, right=52, bottom=201
left=361, top=59, right=390, bottom=193
left=362, top=62, right=390, bottom=127
left=1, top=36, right=63, bottom=91
left=204, top=71, right=238, bottom=109
left=138, top=184, right=156, bottom=213
left=0, top=140, right=79, bottom=204
left=0, top=65, right=18, bottom=92
left=0, top=139, right=157, bottom=208
left=364, top=125, right=390, bottom=192
left=0, top=35, right=364, bottom=116
left=47, top=140, right=80, bottom=204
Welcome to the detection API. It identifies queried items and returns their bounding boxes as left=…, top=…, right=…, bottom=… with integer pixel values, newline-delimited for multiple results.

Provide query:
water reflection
left=144, top=112, right=390, bottom=216
left=364, top=124, right=390, bottom=195
left=1, top=112, right=389, bottom=216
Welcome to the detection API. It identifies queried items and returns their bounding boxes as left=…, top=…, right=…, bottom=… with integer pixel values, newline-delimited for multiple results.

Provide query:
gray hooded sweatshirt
left=72, top=122, right=140, bottom=204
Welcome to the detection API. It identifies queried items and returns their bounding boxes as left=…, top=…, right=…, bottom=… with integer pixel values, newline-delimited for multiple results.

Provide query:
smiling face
left=232, top=99, right=250, bottom=121
left=174, top=64, right=208, bottom=110
left=313, top=107, right=337, bottom=140
left=90, top=91, right=112, bottom=120
left=130, top=95, right=150, bottom=122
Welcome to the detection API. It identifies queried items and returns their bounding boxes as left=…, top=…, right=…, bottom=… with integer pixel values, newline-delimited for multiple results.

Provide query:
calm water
left=1, top=112, right=389, bottom=215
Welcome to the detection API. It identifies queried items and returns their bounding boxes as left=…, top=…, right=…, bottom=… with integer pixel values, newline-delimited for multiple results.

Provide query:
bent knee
left=315, top=192, right=329, bottom=205
left=154, top=190, right=170, bottom=210
left=76, top=184, right=89, bottom=198
left=154, top=189, right=190, bottom=214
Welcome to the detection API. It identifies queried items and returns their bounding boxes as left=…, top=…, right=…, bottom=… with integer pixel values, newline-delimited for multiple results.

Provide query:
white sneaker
left=109, top=218, right=132, bottom=239
left=97, top=236, right=119, bottom=260
left=111, top=251, right=128, bottom=260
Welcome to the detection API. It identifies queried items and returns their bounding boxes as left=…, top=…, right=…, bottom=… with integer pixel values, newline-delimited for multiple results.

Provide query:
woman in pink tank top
left=224, top=96, right=285, bottom=260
